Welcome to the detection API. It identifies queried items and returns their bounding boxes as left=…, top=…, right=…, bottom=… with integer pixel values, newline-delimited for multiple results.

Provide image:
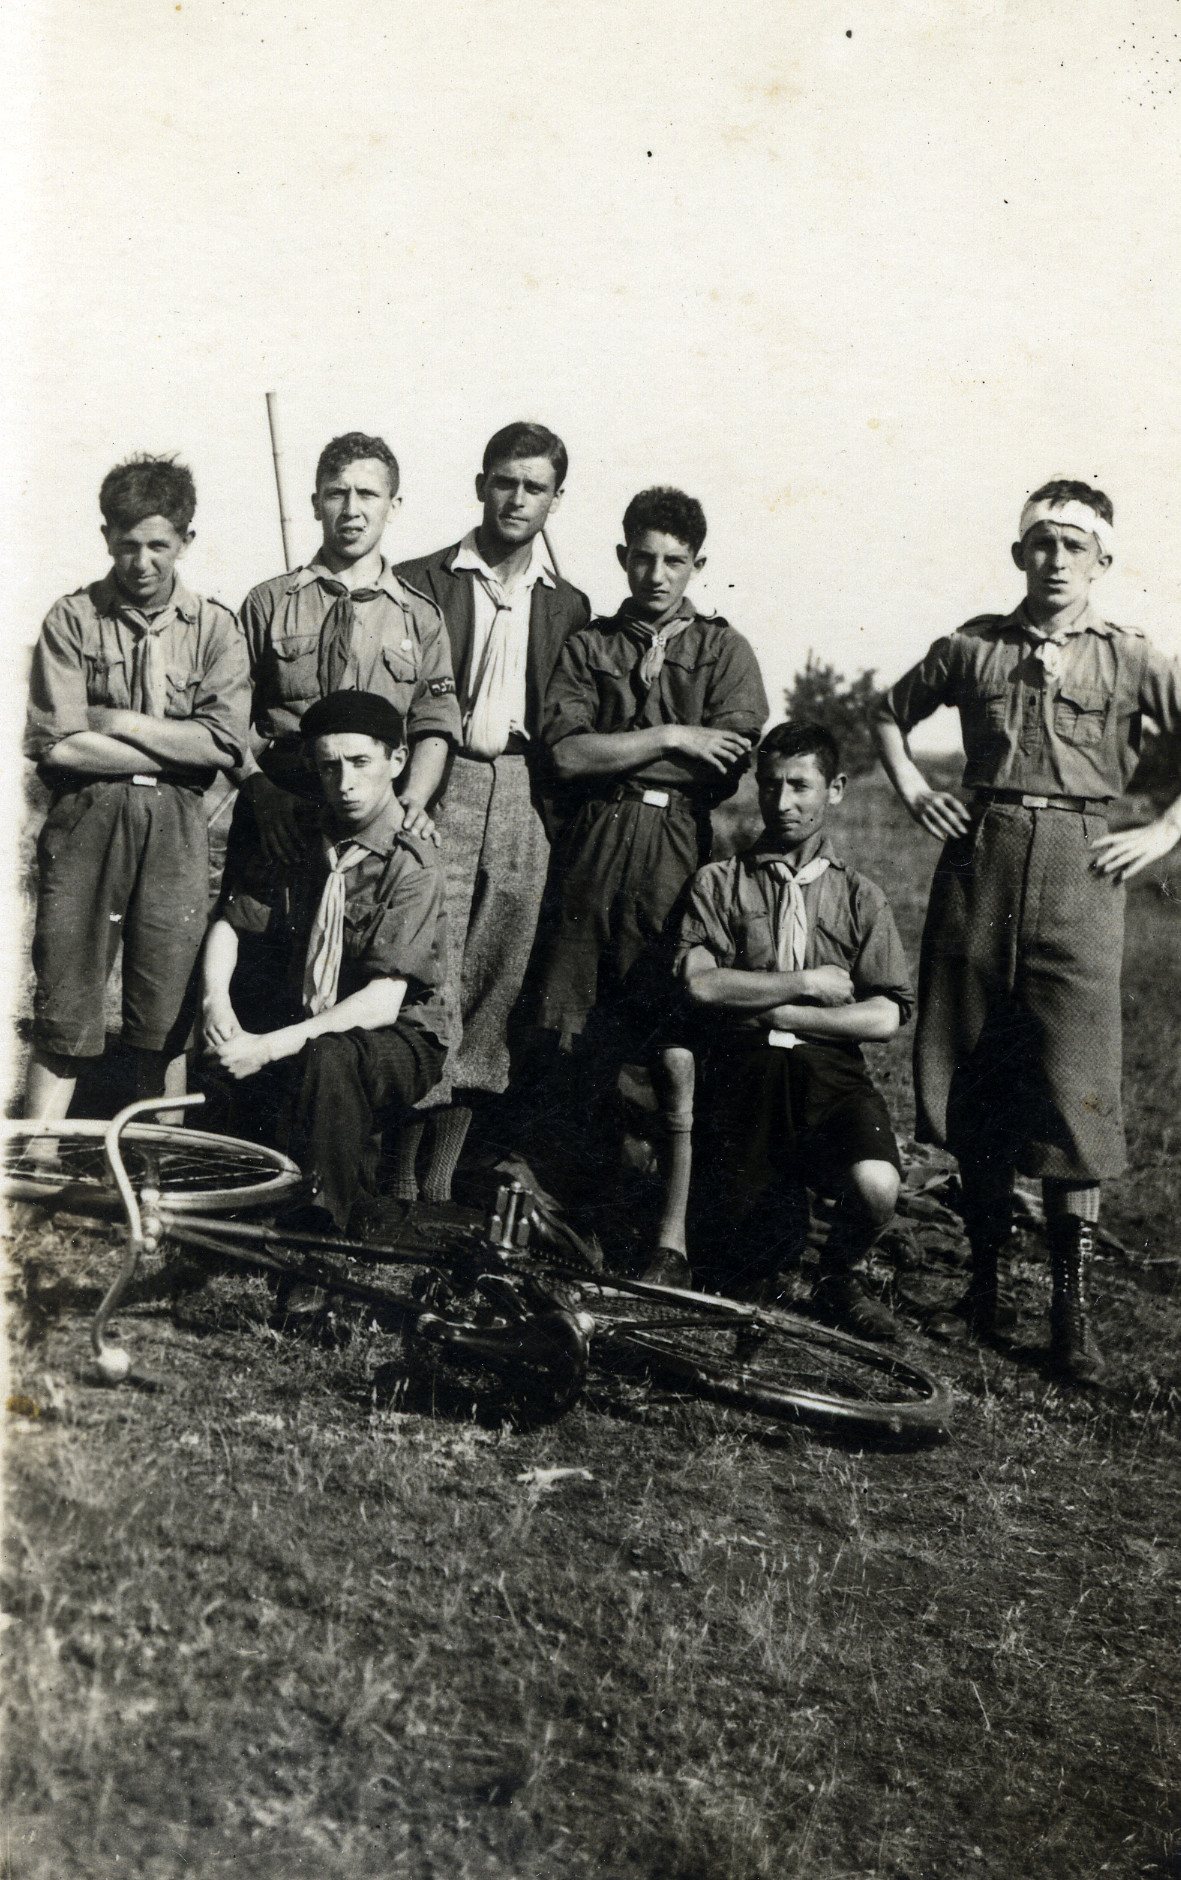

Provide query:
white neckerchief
left=1024, top=612, right=1091, bottom=685
left=761, top=853, right=832, bottom=972
left=114, top=590, right=179, bottom=717
left=453, top=532, right=554, bottom=757
left=302, top=840, right=371, bottom=1015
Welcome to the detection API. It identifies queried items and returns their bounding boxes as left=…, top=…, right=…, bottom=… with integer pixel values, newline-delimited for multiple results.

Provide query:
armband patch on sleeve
left=427, top=678, right=456, bottom=697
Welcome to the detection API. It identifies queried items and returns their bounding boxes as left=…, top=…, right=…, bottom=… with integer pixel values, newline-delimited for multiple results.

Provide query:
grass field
left=4, top=775, right=1181, bottom=1880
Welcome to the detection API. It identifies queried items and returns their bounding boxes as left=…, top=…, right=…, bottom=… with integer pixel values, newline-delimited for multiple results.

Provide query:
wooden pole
left=540, top=525, right=562, bottom=580
left=265, top=391, right=296, bottom=573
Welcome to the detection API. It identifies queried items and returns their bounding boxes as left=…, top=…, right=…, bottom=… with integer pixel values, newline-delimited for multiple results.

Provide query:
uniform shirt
left=219, top=795, right=451, bottom=1048
left=450, top=529, right=555, bottom=749
left=874, top=601, right=1181, bottom=799
left=677, top=832, right=914, bottom=1033
left=23, top=574, right=249, bottom=770
left=541, top=604, right=769, bottom=807
left=240, top=556, right=462, bottom=748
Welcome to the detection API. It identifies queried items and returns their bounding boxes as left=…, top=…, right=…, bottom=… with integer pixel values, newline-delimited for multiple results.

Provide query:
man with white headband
left=199, top=690, right=450, bottom=1242
left=871, top=478, right=1181, bottom=1382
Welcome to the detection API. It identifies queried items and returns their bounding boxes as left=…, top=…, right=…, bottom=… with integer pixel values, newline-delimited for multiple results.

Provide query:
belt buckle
left=131, top=774, right=158, bottom=787
left=1020, top=793, right=1050, bottom=810
left=640, top=788, right=670, bottom=809
left=767, top=1029, right=798, bottom=1050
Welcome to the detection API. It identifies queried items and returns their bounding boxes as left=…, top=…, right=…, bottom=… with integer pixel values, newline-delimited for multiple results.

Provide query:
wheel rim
left=1, top=1121, right=301, bottom=1213
left=579, top=1283, right=950, bottom=1436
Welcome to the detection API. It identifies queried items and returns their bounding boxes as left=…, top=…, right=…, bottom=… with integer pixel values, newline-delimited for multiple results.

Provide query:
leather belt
left=607, top=780, right=688, bottom=810
left=974, top=787, right=1110, bottom=815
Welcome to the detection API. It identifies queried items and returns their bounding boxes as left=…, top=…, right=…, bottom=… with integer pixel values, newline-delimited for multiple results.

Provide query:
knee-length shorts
left=32, top=779, right=210, bottom=1059
left=914, top=802, right=1126, bottom=1182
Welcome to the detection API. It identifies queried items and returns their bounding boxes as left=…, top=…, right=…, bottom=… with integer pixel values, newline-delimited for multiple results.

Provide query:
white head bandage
left=1018, top=496, right=1114, bottom=557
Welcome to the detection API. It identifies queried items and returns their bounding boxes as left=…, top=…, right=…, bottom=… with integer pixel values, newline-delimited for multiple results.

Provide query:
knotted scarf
left=761, top=854, right=832, bottom=973
left=316, top=582, right=383, bottom=697
left=302, top=840, right=370, bottom=1015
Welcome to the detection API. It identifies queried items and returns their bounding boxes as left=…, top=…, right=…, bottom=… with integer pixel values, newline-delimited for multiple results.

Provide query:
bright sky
left=4, top=0, right=1181, bottom=760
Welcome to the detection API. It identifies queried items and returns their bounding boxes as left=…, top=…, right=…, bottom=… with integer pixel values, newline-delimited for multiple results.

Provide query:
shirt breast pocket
left=381, top=643, right=420, bottom=688
left=165, top=666, right=202, bottom=717
left=1052, top=688, right=1108, bottom=747
left=271, top=634, right=321, bottom=699
left=735, top=910, right=776, bottom=971
left=84, top=653, right=130, bottom=708
left=982, top=688, right=1010, bottom=730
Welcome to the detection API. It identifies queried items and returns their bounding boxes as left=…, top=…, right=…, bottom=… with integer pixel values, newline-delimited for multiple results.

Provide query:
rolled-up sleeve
left=1139, top=641, right=1181, bottom=740
left=402, top=593, right=462, bottom=747
left=850, top=880, right=914, bottom=1024
left=704, top=629, right=768, bottom=738
left=675, top=864, right=739, bottom=970
left=541, top=631, right=599, bottom=747
left=192, top=603, right=251, bottom=766
left=23, top=602, right=90, bottom=761
left=872, top=636, right=956, bottom=733
left=362, top=855, right=448, bottom=994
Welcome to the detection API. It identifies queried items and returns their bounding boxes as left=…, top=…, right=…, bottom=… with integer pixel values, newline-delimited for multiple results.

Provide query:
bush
left=782, top=653, right=880, bottom=777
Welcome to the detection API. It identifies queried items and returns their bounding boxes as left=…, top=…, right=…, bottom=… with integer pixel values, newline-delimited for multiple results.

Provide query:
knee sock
left=820, top=1206, right=880, bottom=1276
left=654, top=1107, right=693, bottom=1256
left=1042, top=1180, right=1100, bottom=1224
left=390, top=1117, right=426, bottom=1201
left=422, top=1106, right=473, bottom=1205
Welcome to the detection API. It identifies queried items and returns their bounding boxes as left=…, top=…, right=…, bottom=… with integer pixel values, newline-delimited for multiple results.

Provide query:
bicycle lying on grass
left=3, top=1096, right=952, bottom=1442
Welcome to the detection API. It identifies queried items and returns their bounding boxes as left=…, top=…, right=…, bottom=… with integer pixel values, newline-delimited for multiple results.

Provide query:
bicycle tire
left=565, top=1278, right=951, bottom=1438
left=1, top=1120, right=302, bottom=1214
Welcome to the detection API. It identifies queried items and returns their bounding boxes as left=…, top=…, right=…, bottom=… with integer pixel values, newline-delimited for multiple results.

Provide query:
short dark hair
left=757, top=721, right=842, bottom=785
left=315, top=433, right=400, bottom=499
left=99, top=456, right=196, bottom=535
left=622, top=487, right=707, bottom=556
left=482, top=422, right=568, bottom=490
left=1025, top=478, right=1114, bottom=528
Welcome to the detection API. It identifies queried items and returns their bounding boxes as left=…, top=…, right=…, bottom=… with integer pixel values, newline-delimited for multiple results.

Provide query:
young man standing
left=871, top=479, right=1181, bottom=1378
left=534, top=487, right=768, bottom=1279
left=201, top=692, right=449, bottom=1238
left=392, top=422, right=591, bottom=1199
left=23, top=455, right=249, bottom=1125
left=232, top=433, right=461, bottom=868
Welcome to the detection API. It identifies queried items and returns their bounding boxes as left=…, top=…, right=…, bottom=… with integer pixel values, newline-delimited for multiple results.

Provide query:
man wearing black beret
left=199, top=691, right=451, bottom=1238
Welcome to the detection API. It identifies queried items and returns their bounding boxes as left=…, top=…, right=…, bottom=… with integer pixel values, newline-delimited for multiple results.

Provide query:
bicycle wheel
left=1, top=1120, right=302, bottom=1214
left=570, top=1278, right=951, bottom=1439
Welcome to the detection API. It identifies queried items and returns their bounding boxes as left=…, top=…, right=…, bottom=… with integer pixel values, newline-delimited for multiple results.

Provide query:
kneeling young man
left=678, top=723, right=913, bottom=1339
left=201, top=693, right=450, bottom=1237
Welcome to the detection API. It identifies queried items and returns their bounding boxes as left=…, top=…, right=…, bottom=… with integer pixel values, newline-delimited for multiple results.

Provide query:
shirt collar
left=748, top=831, right=842, bottom=873
left=619, top=596, right=696, bottom=637
left=96, top=572, right=200, bottom=623
left=451, top=529, right=555, bottom=590
left=1002, top=599, right=1115, bottom=642
left=292, top=555, right=406, bottom=602
left=317, top=793, right=407, bottom=858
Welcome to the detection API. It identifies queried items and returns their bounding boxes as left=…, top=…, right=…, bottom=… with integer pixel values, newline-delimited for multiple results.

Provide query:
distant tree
left=782, top=652, right=880, bottom=777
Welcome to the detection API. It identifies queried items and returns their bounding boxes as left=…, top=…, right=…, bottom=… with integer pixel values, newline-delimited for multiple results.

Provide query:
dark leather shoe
left=638, top=1247, right=693, bottom=1288
left=812, top=1272, right=898, bottom=1342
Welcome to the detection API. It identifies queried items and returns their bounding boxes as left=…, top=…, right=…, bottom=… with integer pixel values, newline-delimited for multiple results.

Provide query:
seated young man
left=532, top=486, right=768, bottom=1275
left=200, top=692, right=449, bottom=1239
left=677, top=722, right=913, bottom=1339
left=22, top=454, right=249, bottom=1126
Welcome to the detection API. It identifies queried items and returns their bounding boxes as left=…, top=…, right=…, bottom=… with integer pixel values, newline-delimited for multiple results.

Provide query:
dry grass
left=4, top=775, right=1181, bottom=1879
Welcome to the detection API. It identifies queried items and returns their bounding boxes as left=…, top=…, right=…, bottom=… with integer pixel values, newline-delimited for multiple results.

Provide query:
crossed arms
left=680, top=949, right=901, bottom=1043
